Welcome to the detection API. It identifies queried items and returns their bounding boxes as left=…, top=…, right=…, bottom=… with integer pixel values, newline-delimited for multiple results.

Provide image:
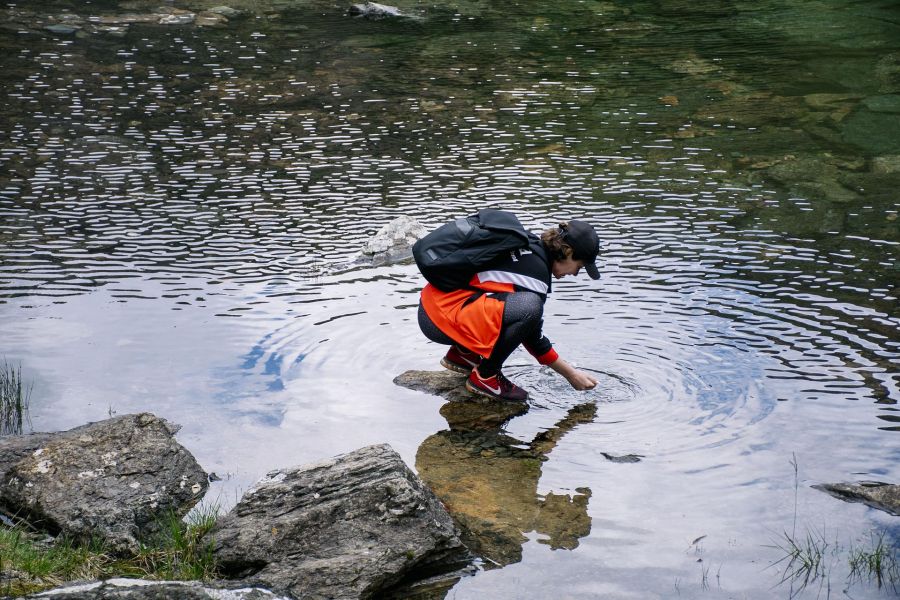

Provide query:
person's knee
left=504, top=292, right=544, bottom=329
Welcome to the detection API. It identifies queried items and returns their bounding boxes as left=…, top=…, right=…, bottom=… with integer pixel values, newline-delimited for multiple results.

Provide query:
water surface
left=1, top=0, right=898, bottom=597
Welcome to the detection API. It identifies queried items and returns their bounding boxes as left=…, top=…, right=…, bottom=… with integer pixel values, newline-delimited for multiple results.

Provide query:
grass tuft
left=848, top=531, right=900, bottom=592
left=0, top=360, right=31, bottom=436
left=0, top=502, right=221, bottom=596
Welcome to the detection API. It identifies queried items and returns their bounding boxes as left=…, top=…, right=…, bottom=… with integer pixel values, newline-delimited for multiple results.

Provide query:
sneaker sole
left=441, top=357, right=474, bottom=374
left=464, top=379, right=499, bottom=400
left=464, top=379, right=528, bottom=402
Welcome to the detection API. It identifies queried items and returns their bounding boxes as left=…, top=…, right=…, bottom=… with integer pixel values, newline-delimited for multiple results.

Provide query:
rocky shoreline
left=1, top=414, right=471, bottom=599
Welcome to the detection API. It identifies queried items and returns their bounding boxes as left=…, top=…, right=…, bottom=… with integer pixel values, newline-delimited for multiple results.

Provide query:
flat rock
left=0, top=413, right=208, bottom=555
left=22, top=579, right=291, bottom=599
left=813, top=481, right=900, bottom=516
left=208, top=443, right=470, bottom=600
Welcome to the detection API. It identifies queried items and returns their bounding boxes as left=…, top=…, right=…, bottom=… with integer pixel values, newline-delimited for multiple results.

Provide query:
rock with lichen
left=207, top=444, right=470, bottom=599
left=0, top=413, right=208, bottom=555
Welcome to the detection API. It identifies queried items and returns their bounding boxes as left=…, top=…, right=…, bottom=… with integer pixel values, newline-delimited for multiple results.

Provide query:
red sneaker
left=465, top=369, right=528, bottom=402
left=441, top=345, right=481, bottom=374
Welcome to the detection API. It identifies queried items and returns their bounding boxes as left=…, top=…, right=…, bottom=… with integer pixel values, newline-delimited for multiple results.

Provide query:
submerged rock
left=23, top=579, right=291, bottom=599
left=196, top=12, right=229, bottom=26
left=601, top=452, right=643, bottom=463
left=842, top=107, right=900, bottom=154
left=208, top=443, right=470, bottom=600
left=762, top=155, right=861, bottom=203
left=813, top=481, right=900, bottom=516
left=0, top=413, right=208, bottom=555
left=872, top=155, right=900, bottom=174
left=159, top=12, right=196, bottom=25
left=207, top=6, right=245, bottom=18
left=44, top=24, right=79, bottom=35
left=349, top=2, right=409, bottom=19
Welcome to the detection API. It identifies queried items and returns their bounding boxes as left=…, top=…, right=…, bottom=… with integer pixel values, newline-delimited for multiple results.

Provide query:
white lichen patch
left=191, top=482, right=202, bottom=494
left=129, top=481, right=141, bottom=489
left=33, top=448, right=45, bottom=457
left=101, top=451, right=118, bottom=467
left=35, top=459, right=53, bottom=474
left=78, top=469, right=103, bottom=479
left=35, top=581, right=104, bottom=595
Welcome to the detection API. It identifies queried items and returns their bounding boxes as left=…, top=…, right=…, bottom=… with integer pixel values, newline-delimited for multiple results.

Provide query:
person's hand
left=566, top=369, right=598, bottom=391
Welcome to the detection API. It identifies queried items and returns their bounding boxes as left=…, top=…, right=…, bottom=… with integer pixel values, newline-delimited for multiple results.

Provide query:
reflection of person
left=415, top=401, right=596, bottom=568
left=417, top=219, right=601, bottom=401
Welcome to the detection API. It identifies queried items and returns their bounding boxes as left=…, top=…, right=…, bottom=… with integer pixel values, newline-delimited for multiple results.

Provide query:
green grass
left=770, top=454, right=900, bottom=596
left=0, top=360, right=31, bottom=436
left=848, top=531, right=900, bottom=592
left=0, top=503, right=221, bottom=596
left=772, top=527, right=900, bottom=596
left=770, top=526, right=837, bottom=596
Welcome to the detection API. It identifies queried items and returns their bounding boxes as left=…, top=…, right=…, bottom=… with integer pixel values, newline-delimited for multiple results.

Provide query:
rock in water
left=0, top=413, right=208, bottom=555
left=813, top=481, right=900, bottom=516
left=208, top=443, right=470, bottom=600
left=349, top=2, right=407, bottom=19
left=208, top=6, right=245, bottom=18
left=360, top=215, right=426, bottom=260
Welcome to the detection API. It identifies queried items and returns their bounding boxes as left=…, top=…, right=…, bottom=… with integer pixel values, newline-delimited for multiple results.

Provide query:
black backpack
left=412, top=209, right=532, bottom=292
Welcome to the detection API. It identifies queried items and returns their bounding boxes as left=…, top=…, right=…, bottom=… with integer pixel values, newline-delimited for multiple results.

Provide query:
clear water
left=1, top=0, right=898, bottom=597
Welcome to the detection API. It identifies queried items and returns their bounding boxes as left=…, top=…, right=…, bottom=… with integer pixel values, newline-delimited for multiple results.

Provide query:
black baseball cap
left=562, top=220, right=600, bottom=279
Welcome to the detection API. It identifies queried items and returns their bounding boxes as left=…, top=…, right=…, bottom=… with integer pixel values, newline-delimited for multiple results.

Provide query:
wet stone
left=349, top=2, right=408, bottom=20
left=862, top=94, right=900, bottom=113
left=813, top=481, right=900, bottom=516
left=196, top=12, right=229, bottom=26
left=44, top=24, right=79, bottom=35
left=601, top=452, right=643, bottom=463
left=159, top=13, right=196, bottom=25
left=842, top=108, right=900, bottom=154
left=872, top=155, right=900, bottom=174
left=207, top=5, right=245, bottom=18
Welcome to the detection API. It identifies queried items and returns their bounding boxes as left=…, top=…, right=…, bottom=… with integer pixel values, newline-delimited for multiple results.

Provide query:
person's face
left=552, top=253, right=585, bottom=279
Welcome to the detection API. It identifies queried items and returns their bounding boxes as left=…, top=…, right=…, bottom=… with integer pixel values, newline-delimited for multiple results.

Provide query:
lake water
left=1, top=0, right=898, bottom=597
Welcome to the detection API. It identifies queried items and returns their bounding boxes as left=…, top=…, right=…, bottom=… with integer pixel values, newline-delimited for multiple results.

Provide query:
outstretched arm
left=549, top=357, right=598, bottom=390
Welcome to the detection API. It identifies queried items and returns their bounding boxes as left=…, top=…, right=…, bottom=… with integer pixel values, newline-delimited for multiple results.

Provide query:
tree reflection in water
left=411, top=376, right=596, bottom=568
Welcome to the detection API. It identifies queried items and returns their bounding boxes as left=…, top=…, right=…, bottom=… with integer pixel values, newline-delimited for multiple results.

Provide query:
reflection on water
left=1, top=0, right=899, bottom=597
left=405, top=372, right=597, bottom=568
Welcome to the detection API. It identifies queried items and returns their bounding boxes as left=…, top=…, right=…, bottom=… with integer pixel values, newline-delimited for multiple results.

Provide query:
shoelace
left=494, top=371, right=514, bottom=392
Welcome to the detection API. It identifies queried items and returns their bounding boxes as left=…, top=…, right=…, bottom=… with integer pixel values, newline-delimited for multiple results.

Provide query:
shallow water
left=1, top=0, right=898, bottom=597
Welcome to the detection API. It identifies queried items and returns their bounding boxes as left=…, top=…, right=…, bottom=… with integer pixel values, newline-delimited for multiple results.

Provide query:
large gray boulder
left=25, top=579, right=290, bottom=599
left=813, top=481, right=900, bottom=516
left=0, top=413, right=208, bottom=555
left=208, top=443, right=470, bottom=600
